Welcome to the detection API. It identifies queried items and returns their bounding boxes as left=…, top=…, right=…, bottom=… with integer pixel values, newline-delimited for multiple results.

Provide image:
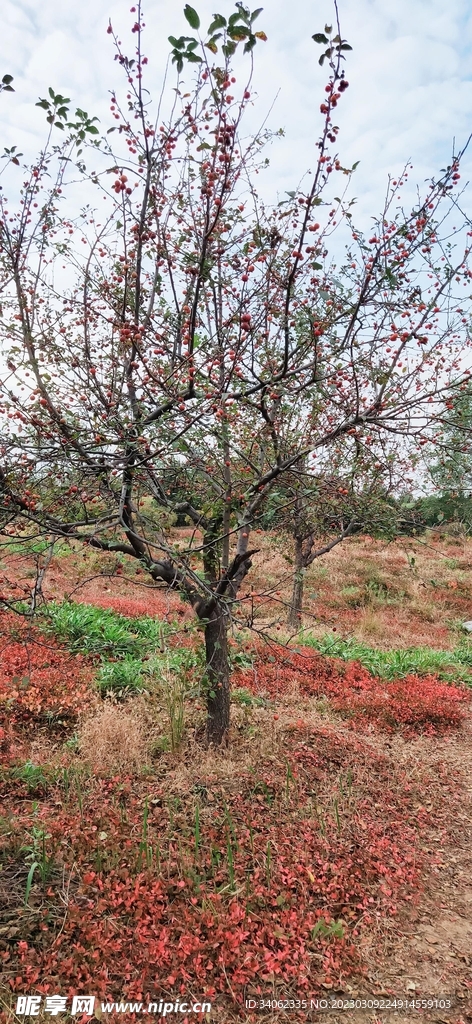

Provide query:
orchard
left=1, top=1, right=472, bottom=744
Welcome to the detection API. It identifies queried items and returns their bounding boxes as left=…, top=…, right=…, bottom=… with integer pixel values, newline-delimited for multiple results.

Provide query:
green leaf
left=2, top=74, right=14, bottom=85
left=250, top=7, right=263, bottom=21
left=24, top=862, right=39, bottom=906
left=233, top=3, right=250, bottom=24
left=340, top=43, right=352, bottom=51
left=318, top=53, right=326, bottom=65
left=229, top=26, right=249, bottom=39
left=208, top=14, right=226, bottom=33
left=228, top=12, right=244, bottom=27
left=184, top=5, right=200, bottom=29
left=311, top=262, right=323, bottom=270
left=243, top=35, right=256, bottom=52
left=172, top=53, right=185, bottom=72
left=312, top=33, right=328, bottom=44
left=222, top=40, right=237, bottom=56
left=186, top=37, right=199, bottom=49
left=324, top=23, right=332, bottom=33
left=169, top=35, right=186, bottom=48
left=86, top=125, right=99, bottom=134
left=185, top=50, right=202, bottom=62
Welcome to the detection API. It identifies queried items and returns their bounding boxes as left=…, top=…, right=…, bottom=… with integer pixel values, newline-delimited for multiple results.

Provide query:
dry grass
left=356, top=607, right=386, bottom=639
left=78, top=702, right=147, bottom=773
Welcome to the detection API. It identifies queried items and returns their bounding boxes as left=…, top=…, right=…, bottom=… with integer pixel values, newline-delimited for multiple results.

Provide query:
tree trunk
left=204, top=607, right=230, bottom=746
left=287, top=536, right=305, bottom=629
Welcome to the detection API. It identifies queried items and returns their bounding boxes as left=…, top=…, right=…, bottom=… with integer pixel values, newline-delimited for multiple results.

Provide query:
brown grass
left=78, top=702, right=147, bottom=773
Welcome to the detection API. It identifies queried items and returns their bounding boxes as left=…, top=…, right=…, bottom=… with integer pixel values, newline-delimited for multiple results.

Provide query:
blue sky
left=2, top=0, right=472, bottom=228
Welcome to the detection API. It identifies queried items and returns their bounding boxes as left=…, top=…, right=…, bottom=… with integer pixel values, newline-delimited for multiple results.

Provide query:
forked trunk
left=287, top=536, right=305, bottom=629
left=204, top=607, right=230, bottom=746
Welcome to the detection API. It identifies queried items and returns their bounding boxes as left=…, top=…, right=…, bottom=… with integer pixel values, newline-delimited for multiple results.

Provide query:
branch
left=304, top=518, right=359, bottom=566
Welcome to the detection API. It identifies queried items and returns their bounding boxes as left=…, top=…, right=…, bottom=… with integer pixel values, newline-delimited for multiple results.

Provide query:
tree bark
left=204, top=606, right=230, bottom=746
left=287, top=536, right=305, bottom=629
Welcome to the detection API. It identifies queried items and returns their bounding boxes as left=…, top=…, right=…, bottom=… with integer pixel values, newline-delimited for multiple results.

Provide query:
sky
left=1, top=0, right=472, bottom=230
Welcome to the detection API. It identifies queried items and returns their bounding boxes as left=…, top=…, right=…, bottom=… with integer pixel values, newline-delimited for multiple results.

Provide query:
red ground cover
left=235, top=644, right=470, bottom=733
left=2, top=732, right=423, bottom=1010
left=0, top=613, right=95, bottom=739
left=74, top=590, right=187, bottom=620
left=0, top=609, right=469, bottom=1018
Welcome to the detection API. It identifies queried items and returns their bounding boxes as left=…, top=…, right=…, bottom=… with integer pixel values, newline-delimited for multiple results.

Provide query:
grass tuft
left=302, top=632, right=472, bottom=686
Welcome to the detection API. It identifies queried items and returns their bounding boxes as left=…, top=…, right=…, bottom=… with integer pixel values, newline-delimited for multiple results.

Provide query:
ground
left=1, top=529, right=472, bottom=1023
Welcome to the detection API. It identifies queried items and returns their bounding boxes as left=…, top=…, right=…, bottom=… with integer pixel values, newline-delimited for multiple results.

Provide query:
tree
left=258, top=449, right=401, bottom=629
left=286, top=480, right=391, bottom=630
left=1, top=1, right=472, bottom=744
left=427, top=386, right=472, bottom=497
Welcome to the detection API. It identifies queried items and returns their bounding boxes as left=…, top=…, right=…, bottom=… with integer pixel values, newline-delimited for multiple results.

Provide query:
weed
left=284, top=759, right=296, bottom=802
left=230, top=648, right=254, bottom=670
left=302, top=632, right=472, bottom=686
left=340, top=585, right=364, bottom=608
left=44, top=600, right=171, bottom=659
left=265, top=840, right=272, bottom=888
left=333, top=797, right=341, bottom=834
left=136, top=796, right=153, bottom=870
left=11, top=761, right=51, bottom=794
left=311, top=919, right=344, bottom=941
left=149, top=652, right=195, bottom=752
left=232, top=687, right=266, bottom=708
left=226, top=838, right=235, bottom=891
left=96, top=656, right=145, bottom=696
left=63, top=733, right=80, bottom=753
left=21, top=827, right=55, bottom=903
left=194, top=803, right=200, bottom=859
left=3, top=537, right=52, bottom=557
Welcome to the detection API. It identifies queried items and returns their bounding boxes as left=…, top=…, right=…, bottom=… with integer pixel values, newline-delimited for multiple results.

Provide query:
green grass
left=301, top=633, right=472, bottom=686
left=1, top=537, right=73, bottom=557
left=43, top=600, right=170, bottom=658
left=95, top=656, right=146, bottom=695
left=43, top=600, right=177, bottom=697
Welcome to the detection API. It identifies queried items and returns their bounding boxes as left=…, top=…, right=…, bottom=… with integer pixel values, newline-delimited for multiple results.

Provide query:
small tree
left=1, top=2, right=472, bottom=743
left=261, top=452, right=399, bottom=629
left=427, top=387, right=472, bottom=497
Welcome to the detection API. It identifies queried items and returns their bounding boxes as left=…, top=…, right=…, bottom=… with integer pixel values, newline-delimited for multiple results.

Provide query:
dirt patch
left=347, top=719, right=472, bottom=1022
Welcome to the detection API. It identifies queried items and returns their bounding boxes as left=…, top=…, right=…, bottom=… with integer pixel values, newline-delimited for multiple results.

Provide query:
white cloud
left=1, top=0, right=471, bottom=231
